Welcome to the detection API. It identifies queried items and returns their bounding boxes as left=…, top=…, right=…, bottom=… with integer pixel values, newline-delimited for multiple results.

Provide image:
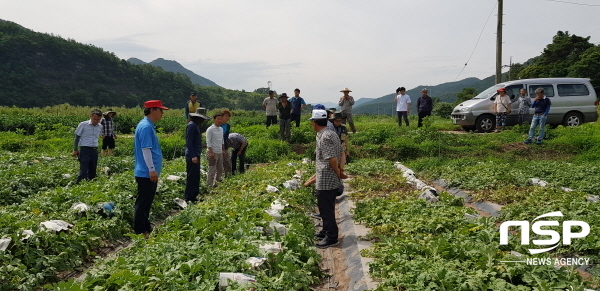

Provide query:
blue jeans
left=527, top=115, right=547, bottom=141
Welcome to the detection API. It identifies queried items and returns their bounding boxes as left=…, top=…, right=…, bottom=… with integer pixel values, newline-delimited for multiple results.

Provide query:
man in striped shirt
left=100, top=109, right=117, bottom=156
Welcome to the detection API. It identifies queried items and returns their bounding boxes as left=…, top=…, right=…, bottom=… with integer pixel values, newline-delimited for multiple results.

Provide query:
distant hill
left=353, top=77, right=495, bottom=115
left=0, top=19, right=264, bottom=109
left=126, top=57, right=146, bottom=65
left=127, top=57, right=220, bottom=87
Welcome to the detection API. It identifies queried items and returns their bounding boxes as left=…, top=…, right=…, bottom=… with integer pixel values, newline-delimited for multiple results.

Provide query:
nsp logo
left=499, top=211, right=590, bottom=254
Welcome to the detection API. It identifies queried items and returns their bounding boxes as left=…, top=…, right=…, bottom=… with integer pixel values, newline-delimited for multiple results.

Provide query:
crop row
left=46, top=161, right=322, bottom=290
left=346, top=159, right=600, bottom=290
left=0, top=158, right=190, bottom=290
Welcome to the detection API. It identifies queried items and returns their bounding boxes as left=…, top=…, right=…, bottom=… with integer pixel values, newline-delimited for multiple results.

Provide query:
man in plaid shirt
left=304, top=109, right=348, bottom=248
left=101, top=109, right=117, bottom=156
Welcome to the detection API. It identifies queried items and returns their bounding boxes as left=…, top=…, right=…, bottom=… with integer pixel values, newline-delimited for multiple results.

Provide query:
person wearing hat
left=100, top=109, right=117, bottom=156
left=133, top=100, right=169, bottom=238
left=262, top=90, right=278, bottom=128
left=277, top=93, right=292, bottom=142
left=493, top=87, right=511, bottom=132
left=326, top=108, right=337, bottom=130
left=185, top=108, right=210, bottom=203
left=395, top=87, right=411, bottom=127
left=303, top=109, right=347, bottom=248
left=338, top=88, right=356, bottom=133
left=185, top=92, right=202, bottom=122
left=289, top=88, right=306, bottom=127
left=73, top=109, right=104, bottom=183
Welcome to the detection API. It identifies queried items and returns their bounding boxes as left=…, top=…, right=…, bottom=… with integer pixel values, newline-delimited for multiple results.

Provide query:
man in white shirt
left=262, top=90, right=278, bottom=128
left=206, top=114, right=225, bottom=188
left=394, top=87, right=411, bottom=127
left=73, top=109, right=104, bottom=183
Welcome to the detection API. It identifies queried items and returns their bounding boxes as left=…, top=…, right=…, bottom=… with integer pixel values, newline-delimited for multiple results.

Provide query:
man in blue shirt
left=134, top=100, right=169, bottom=237
left=185, top=108, right=209, bottom=203
left=289, top=88, right=306, bottom=127
left=524, top=88, right=552, bottom=145
left=73, top=109, right=104, bottom=183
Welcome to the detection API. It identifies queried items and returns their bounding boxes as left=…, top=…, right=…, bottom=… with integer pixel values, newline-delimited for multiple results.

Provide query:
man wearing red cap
left=133, top=100, right=169, bottom=238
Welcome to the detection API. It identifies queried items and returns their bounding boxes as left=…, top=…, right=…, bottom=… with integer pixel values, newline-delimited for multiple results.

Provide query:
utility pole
left=495, top=0, right=503, bottom=84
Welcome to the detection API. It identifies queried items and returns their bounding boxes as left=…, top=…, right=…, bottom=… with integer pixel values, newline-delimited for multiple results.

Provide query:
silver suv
left=451, top=78, right=599, bottom=132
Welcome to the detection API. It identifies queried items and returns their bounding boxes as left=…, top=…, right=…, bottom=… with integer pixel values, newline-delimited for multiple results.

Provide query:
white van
left=451, top=78, right=598, bottom=132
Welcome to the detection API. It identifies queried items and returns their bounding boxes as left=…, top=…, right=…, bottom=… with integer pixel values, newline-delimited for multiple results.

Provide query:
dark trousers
left=418, top=111, right=431, bottom=127
left=397, top=111, right=409, bottom=126
left=185, top=158, right=200, bottom=202
left=231, top=146, right=247, bottom=175
left=77, top=146, right=98, bottom=183
left=317, top=189, right=338, bottom=240
left=266, top=115, right=277, bottom=127
left=134, top=177, right=157, bottom=234
left=290, top=113, right=301, bottom=127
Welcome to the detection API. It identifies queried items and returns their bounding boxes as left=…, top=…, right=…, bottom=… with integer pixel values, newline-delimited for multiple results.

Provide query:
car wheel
left=563, top=112, right=583, bottom=127
left=475, top=115, right=495, bottom=133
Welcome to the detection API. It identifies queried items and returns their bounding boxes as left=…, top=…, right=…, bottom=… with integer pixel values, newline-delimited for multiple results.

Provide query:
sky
left=2, top=0, right=600, bottom=104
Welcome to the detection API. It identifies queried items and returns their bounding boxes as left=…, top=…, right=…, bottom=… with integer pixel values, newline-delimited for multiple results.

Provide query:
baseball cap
left=268, top=90, right=274, bottom=94
left=144, top=100, right=169, bottom=110
left=308, top=109, right=328, bottom=121
left=497, top=88, right=507, bottom=92
left=313, top=104, right=326, bottom=110
left=190, top=92, right=197, bottom=96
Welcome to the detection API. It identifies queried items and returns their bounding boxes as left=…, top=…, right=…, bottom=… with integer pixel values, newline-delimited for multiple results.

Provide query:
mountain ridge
left=126, top=57, right=219, bottom=87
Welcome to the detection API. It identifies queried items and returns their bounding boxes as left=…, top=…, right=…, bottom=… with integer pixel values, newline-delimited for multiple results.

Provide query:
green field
left=1, top=105, right=600, bottom=290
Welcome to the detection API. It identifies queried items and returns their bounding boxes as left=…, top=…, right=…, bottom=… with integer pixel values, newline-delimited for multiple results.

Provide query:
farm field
left=1, top=105, right=600, bottom=290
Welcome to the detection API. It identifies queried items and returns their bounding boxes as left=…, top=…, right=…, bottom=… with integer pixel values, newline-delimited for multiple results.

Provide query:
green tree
left=568, top=45, right=600, bottom=88
left=519, top=31, right=594, bottom=79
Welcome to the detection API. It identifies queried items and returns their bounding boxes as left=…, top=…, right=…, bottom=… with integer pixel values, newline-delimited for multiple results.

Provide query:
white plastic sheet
left=528, top=178, right=548, bottom=187
left=264, top=209, right=282, bottom=221
left=283, top=180, right=300, bottom=190
left=259, top=242, right=283, bottom=254
left=173, top=198, right=188, bottom=209
left=70, top=202, right=90, bottom=213
left=166, top=175, right=183, bottom=181
left=40, top=220, right=73, bottom=233
left=0, top=238, right=11, bottom=252
left=245, top=257, right=267, bottom=268
left=270, top=199, right=288, bottom=211
left=266, top=221, right=288, bottom=236
left=266, top=185, right=279, bottom=193
left=219, top=273, right=256, bottom=289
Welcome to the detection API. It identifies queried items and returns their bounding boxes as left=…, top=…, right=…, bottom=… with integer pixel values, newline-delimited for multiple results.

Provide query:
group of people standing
left=394, top=87, right=433, bottom=128
left=263, top=87, right=357, bottom=142
left=494, top=87, right=551, bottom=143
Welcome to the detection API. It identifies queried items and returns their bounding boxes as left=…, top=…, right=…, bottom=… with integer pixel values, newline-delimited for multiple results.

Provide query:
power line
left=544, top=0, right=600, bottom=6
left=455, top=1, right=498, bottom=81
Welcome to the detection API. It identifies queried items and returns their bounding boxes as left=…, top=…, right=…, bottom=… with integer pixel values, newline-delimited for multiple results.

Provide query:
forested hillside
left=0, top=20, right=265, bottom=110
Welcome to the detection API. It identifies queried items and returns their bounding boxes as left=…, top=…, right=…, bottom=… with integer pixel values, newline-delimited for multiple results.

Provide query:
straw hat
left=340, top=88, right=352, bottom=92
